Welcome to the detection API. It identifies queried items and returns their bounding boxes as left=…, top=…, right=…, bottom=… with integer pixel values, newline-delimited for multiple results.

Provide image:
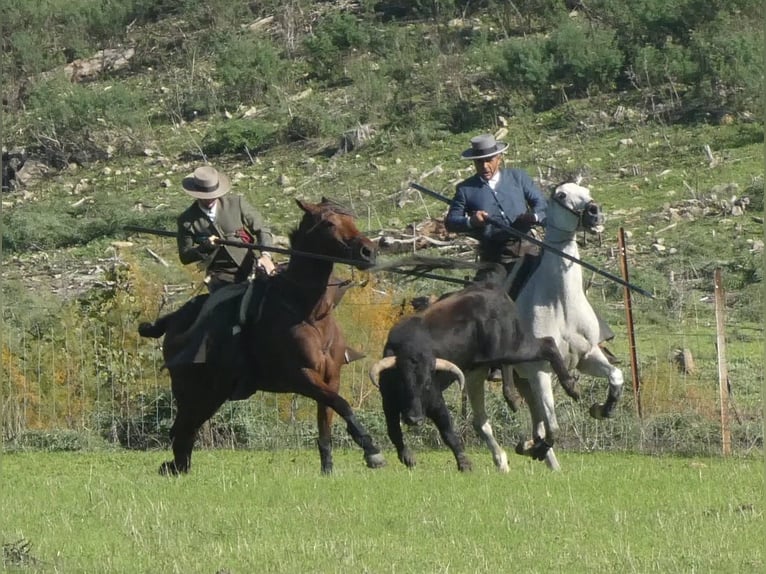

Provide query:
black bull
left=369, top=280, right=578, bottom=472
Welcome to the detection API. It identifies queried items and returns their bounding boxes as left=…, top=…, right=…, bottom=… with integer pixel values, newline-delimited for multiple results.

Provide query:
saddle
left=164, top=279, right=270, bottom=396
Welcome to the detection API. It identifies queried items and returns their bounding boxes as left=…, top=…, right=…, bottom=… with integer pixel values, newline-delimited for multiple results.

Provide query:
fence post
left=713, top=268, right=731, bottom=456
left=618, top=227, right=642, bottom=419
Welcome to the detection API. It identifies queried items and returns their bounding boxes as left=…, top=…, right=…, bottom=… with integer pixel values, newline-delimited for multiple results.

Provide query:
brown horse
left=139, top=198, right=386, bottom=475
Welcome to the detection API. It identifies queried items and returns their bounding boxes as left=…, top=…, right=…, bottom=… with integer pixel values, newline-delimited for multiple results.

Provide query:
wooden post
left=713, top=268, right=731, bottom=455
left=618, top=228, right=642, bottom=418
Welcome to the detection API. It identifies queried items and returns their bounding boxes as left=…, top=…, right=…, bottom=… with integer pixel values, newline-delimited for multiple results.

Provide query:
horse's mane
left=317, top=197, right=355, bottom=216
left=288, top=197, right=355, bottom=246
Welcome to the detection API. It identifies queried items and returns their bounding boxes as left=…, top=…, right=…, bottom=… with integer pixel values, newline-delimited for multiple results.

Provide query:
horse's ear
left=295, top=198, right=314, bottom=213
left=320, top=196, right=330, bottom=204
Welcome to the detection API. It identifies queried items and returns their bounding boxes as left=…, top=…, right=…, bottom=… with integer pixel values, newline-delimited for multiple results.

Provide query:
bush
left=22, top=75, right=148, bottom=165
left=494, top=35, right=554, bottom=97
left=687, top=14, right=763, bottom=111
left=201, top=119, right=278, bottom=156
left=214, top=34, right=288, bottom=108
left=303, top=12, right=373, bottom=83
left=548, top=20, right=623, bottom=97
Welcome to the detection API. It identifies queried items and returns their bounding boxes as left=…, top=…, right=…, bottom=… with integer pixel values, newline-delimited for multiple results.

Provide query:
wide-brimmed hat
left=181, top=166, right=231, bottom=199
left=460, top=133, right=509, bottom=160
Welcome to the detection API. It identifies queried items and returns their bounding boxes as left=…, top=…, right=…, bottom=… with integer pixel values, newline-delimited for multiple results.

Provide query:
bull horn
left=434, top=358, right=465, bottom=391
left=368, top=356, right=397, bottom=388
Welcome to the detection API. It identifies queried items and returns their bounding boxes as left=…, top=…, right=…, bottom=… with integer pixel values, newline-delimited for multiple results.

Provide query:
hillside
left=0, top=0, right=762, bottom=451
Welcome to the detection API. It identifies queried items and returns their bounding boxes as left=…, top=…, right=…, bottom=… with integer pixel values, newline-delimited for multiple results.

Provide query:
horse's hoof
left=365, top=452, right=386, bottom=469
left=530, top=439, right=552, bottom=461
left=589, top=403, right=613, bottom=419
left=321, top=465, right=334, bottom=475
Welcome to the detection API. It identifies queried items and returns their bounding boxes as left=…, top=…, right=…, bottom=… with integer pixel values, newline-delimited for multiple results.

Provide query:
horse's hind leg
left=160, top=368, right=229, bottom=476
left=316, top=404, right=334, bottom=474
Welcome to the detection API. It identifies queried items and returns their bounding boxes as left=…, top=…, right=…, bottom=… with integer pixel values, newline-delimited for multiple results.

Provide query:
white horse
left=511, top=182, right=624, bottom=470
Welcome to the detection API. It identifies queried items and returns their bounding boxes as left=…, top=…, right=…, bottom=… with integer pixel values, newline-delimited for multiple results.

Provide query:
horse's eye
left=587, top=204, right=599, bottom=214
left=555, top=191, right=566, bottom=201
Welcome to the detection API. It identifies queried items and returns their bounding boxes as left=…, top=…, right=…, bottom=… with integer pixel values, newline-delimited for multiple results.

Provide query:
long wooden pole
left=618, top=228, right=642, bottom=419
left=409, top=182, right=655, bottom=298
left=713, top=268, right=731, bottom=456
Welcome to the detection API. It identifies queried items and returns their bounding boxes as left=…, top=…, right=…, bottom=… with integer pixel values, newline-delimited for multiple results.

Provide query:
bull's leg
left=485, top=334, right=577, bottom=400
left=538, top=336, right=579, bottom=400
left=465, top=371, right=509, bottom=472
left=160, top=368, right=229, bottom=475
left=579, top=347, right=624, bottom=419
left=300, top=369, right=385, bottom=471
left=425, top=402, right=472, bottom=472
left=381, top=384, right=415, bottom=468
left=316, top=403, right=334, bottom=474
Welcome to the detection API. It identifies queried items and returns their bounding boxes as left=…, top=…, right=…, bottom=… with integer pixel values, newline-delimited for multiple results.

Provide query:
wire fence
left=1, top=267, right=762, bottom=458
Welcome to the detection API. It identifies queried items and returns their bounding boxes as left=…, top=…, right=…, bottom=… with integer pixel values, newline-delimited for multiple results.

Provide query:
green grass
left=1, top=450, right=762, bottom=573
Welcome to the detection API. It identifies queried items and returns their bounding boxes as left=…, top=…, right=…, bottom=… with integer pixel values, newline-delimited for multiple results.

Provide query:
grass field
left=1, top=449, right=762, bottom=573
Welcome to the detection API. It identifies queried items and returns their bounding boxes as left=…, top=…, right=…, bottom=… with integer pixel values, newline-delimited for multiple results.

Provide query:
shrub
left=22, top=75, right=148, bottom=164
left=201, top=119, right=278, bottom=156
left=547, top=20, right=623, bottom=97
left=494, top=35, right=554, bottom=96
left=687, top=14, right=763, bottom=112
left=214, top=34, right=288, bottom=108
left=303, top=12, right=372, bottom=83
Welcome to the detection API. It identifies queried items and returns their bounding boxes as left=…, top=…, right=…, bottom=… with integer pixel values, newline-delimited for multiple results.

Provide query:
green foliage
left=1, top=0, right=147, bottom=77
left=495, top=35, right=554, bottom=96
left=213, top=34, right=288, bottom=108
left=3, top=429, right=108, bottom=452
left=687, top=14, right=763, bottom=110
left=201, top=119, right=278, bottom=156
left=22, top=75, right=148, bottom=164
left=303, top=12, right=373, bottom=83
left=547, top=20, right=623, bottom=96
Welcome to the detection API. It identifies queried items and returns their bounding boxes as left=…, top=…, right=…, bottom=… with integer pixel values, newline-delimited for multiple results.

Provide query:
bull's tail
left=138, top=317, right=169, bottom=338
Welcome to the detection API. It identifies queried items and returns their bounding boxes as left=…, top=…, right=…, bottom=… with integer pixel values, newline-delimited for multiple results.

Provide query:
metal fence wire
left=1, top=271, right=762, bottom=457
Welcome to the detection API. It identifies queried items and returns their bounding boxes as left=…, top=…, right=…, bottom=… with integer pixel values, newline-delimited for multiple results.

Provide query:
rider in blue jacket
left=445, top=133, right=546, bottom=292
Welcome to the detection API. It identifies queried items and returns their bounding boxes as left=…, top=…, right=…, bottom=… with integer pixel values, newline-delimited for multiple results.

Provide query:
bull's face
left=399, top=358, right=430, bottom=426
left=369, top=355, right=465, bottom=428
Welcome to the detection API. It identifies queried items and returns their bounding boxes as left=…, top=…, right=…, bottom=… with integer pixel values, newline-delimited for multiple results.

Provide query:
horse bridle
left=549, top=191, right=603, bottom=234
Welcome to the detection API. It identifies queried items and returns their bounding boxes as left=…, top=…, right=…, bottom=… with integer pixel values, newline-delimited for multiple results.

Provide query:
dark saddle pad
left=165, top=279, right=268, bottom=371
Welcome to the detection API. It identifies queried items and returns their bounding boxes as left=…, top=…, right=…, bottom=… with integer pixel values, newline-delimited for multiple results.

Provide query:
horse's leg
left=300, top=369, right=385, bottom=470
left=514, top=367, right=561, bottom=471
left=465, top=370, right=509, bottom=472
left=579, top=347, right=624, bottom=419
left=425, top=401, right=472, bottom=472
left=316, top=403, right=334, bottom=474
left=160, top=367, right=230, bottom=476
